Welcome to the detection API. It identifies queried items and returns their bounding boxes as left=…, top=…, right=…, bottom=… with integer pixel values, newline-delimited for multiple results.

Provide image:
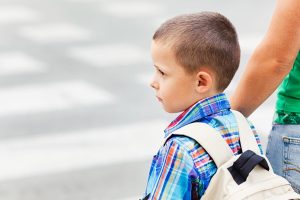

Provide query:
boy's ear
left=195, top=70, right=214, bottom=93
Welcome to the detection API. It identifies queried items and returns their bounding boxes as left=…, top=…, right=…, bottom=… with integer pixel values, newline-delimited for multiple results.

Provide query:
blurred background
left=0, top=0, right=277, bottom=199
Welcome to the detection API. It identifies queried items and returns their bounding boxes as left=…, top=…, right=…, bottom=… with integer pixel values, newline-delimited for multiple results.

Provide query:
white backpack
left=170, top=110, right=300, bottom=200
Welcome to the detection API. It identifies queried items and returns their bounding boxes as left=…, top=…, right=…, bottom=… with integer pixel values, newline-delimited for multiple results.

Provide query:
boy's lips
left=156, top=96, right=163, bottom=102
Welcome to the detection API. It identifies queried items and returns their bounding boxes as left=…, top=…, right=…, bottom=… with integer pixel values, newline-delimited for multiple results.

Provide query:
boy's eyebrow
left=154, top=64, right=165, bottom=71
left=154, top=64, right=170, bottom=74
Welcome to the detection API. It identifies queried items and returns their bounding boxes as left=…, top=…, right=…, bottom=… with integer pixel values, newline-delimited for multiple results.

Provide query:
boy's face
left=150, top=40, right=201, bottom=113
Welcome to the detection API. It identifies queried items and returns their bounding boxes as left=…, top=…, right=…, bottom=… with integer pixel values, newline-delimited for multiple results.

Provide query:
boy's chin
left=163, top=106, right=185, bottom=114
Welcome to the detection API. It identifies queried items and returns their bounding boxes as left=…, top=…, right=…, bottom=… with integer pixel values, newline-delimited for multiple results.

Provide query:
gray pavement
left=0, top=0, right=276, bottom=199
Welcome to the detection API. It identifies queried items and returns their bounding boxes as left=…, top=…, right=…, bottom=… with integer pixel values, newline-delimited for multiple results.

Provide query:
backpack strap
left=168, top=122, right=234, bottom=168
left=231, top=110, right=261, bottom=155
left=228, top=150, right=269, bottom=185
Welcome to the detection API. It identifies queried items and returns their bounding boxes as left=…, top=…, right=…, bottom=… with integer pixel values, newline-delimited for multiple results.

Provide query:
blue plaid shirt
left=144, top=93, right=262, bottom=200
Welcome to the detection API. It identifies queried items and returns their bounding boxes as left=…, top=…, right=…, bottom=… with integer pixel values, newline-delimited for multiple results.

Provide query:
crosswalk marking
left=69, top=44, right=149, bottom=67
left=0, top=52, right=45, bottom=76
left=100, top=1, right=164, bottom=17
left=19, top=23, right=92, bottom=43
left=0, top=120, right=166, bottom=181
left=0, top=5, right=39, bottom=24
left=0, top=80, right=114, bottom=116
left=0, top=1, right=277, bottom=199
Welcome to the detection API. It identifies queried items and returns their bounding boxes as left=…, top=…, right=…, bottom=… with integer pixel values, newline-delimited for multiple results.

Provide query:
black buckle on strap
left=228, top=150, right=269, bottom=185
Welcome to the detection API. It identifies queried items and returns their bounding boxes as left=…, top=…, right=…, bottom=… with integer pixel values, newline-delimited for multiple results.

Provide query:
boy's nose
left=150, top=80, right=159, bottom=90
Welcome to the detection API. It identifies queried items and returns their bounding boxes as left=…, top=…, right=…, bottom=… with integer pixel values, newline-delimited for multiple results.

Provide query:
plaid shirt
left=143, top=93, right=262, bottom=200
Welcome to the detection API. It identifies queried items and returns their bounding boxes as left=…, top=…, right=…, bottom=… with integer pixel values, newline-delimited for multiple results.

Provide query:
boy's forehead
left=151, top=39, right=175, bottom=56
left=151, top=38, right=174, bottom=48
left=151, top=41, right=181, bottom=71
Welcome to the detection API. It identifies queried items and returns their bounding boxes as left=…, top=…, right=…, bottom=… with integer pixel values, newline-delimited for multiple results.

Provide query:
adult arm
left=231, top=0, right=300, bottom=117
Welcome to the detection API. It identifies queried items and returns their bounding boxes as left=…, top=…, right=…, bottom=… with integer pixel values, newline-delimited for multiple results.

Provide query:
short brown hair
left=153, top=12, right=240, bottom=91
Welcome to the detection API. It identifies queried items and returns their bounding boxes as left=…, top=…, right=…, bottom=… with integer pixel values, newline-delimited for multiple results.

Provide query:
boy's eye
left=158, top=69, right=165, bottom=76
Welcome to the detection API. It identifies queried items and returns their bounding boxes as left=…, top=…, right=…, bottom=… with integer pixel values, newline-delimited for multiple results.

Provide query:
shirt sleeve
left=247, top=120, right=264, bottom=154
left=145, top=138, right=195, bottom=200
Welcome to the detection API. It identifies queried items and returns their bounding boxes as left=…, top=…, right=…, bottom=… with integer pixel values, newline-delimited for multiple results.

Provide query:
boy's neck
left=185, top=90, right=224, bottom=111
left=198, top=90, right=222, bottom=101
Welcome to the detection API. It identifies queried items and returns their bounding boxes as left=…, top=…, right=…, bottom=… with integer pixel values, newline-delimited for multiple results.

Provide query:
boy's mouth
left=156, top=96, right=163, bottom=102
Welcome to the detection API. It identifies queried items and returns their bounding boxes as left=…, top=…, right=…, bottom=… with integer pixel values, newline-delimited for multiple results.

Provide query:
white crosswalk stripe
left=0, top=120, right=166, bottom=181
left=0, top=52, right=46, bottom=75
left=0, top=80, right=114, bottom=116
left=69, top=44, right=150, bottom=67
left=0, top=5, right=39, bottom=24
left=19, top=23, right=92, bottom=43
left=0, top=0, right=276, bottom=199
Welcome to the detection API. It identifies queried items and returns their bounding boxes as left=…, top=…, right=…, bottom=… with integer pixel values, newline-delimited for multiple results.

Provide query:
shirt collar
left=164, top=93, right=230, bottom=138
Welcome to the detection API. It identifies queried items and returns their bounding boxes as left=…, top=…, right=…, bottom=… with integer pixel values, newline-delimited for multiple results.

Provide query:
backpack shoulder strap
left=167, top=122, right=234, bottom=168
left=231, top=110, right=261, bottom=155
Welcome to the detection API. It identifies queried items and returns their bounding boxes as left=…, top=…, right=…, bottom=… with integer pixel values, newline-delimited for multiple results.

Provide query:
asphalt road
left=0, top=0, right=276, bottom=199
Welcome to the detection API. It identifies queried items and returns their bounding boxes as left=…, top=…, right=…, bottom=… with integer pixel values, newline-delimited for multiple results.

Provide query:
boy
left=142, top=12, right=262, bottom=199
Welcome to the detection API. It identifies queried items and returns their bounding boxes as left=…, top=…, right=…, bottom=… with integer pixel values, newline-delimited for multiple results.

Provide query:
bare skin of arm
left=231, top=0, right=300, bottom=117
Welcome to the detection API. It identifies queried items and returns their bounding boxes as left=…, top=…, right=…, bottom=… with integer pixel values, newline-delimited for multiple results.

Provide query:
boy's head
left=150, top=11, right=240, bottom=113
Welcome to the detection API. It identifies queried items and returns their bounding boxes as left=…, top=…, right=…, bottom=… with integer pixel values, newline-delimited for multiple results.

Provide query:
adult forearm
left=231, top=0, right=300, bottom=117
left=231, top=47, right=292, bottom=117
